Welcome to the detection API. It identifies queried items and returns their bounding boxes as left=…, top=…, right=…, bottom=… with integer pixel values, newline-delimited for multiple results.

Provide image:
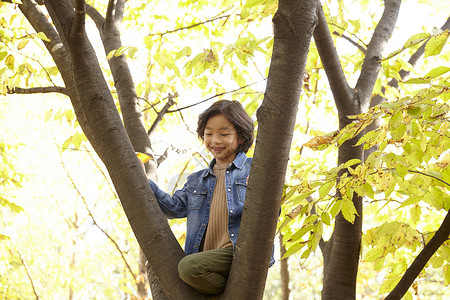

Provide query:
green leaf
left=282, top=240, right=307, bottom=259
left=176, top=46, right=192, bottom=60
left=288, top=190, right=314, bottom=205
left=425, top=31, right=449, bottom=58
left=429, top=255, right=444, bottom=268
left=398, top=196, right=421, bottom=209
left=363, top=183, right=375, bottom=199
left=312, top=221, right=323, bottom=250
left=321, top=211, right=331, bottom=226
left=0, top=51, right=7, bottom=61
left=409, top=205, right=421, bottom=224
left=37, top=31, right=50, bottom=42
left=106, top=49, right=115, bottom=60
left=330, top=200, right=342, bottom=218
left=364, top=246, right=384, bottom=262
left=17, top=39, right=29, bottom=50
left=128, top=47, right=138, bottom=59
left=395, top=162, right=408, bottom=178
left=341, top=198, right=358, bottom=224
left=344, top=158, right=361, bottom=168
left=379, top=276, right=401, bottom=294
left=288, top=224, right=314, bottom=243
left=115, top=46, right=129, bottom=57
left=319, top=180, right=334, bottom=199
left=374, top=256, right=385, bottom=271
left=5, top=54, right=14, bottom=70
left=0, top=195, right=24, bottom=213
left=445, top=264, right=450, bottom=285
left=403, top=32, right=431, bottom=48
left=402, top=77, right=432, bottom=84
left=424, top=66, right=450, bottom=78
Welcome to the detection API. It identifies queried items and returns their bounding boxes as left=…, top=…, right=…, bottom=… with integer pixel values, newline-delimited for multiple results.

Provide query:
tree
left=1, top=0, right=449, bottom=299
left=279, top=1, right=449, bottom=299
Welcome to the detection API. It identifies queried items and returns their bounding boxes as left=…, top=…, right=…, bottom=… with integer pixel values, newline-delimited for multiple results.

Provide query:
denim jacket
left=149, top=151, right=275, bottom=266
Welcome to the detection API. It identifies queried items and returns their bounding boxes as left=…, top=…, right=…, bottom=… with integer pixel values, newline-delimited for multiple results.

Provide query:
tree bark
left=42, top=1, right=203, bottom=298
left=222, top=0, right=318, bottom=298
left=18, top=0, right=96, bottom=148
left=279, top=233, right=290, bottom=300
left=386, top=208, right=450, bottom=299
left=86, top=3, right=165, bottom=297
left=315, top=1, right=401, bottom=299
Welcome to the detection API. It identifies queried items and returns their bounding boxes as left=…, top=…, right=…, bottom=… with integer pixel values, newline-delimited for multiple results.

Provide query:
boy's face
left=204, top=113, right=241, bottom=167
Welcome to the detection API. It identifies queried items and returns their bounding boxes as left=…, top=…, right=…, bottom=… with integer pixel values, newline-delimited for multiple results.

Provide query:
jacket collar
left=202, top=151, right=248, bottom=177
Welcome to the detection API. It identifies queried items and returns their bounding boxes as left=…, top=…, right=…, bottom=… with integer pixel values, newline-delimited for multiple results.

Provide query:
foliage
left=279, top=30, right=450, bottom=297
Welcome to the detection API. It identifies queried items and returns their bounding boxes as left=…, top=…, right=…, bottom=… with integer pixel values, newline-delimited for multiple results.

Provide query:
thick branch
left=147, top=94, right=176, bottom=137
left=355, top=0, right=400, bottom=110
left=371, top=15, right=450, bottom=108
left=114, top=0, right=126, bottom=23
left=90, top=0, right=154, bottom=157
left=385, top=209, right=450, bottom=300
left=313, top=5, right=354, bottom=115
left=106, top=0, right=114, bottom=20
left=85, top=3, right=105, bottom=28
left=8, top=86, right=68, bottom=95
left=20, top=0, right=97, bottom=147
left=69, top=0, right=86, bottom=40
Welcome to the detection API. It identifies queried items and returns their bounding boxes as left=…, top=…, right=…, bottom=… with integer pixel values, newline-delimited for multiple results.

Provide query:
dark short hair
left=197, top=100, right=254, bottom=153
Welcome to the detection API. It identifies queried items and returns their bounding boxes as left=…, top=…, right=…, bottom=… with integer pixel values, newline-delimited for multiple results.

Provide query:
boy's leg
left=178, top=247, right=233, bottom=295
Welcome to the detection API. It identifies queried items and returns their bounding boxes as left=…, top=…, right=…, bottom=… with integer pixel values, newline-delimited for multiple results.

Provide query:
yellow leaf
left=37, top=31, right=50, bottom=42
left=303, top=132, right=337, bottom=150
left=5, top=54, right=14, bottom=70
left=136, top=152, right=153, bottom=163
left=17, top=40, right=29, bottom=50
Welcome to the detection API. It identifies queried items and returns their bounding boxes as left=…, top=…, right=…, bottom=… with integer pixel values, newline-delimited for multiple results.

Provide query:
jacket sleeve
left=149, top=180, right=188, bottom=219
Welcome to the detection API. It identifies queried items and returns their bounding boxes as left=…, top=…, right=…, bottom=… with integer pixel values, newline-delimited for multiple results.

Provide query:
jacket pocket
left=235, top=178, right=248, bottom=202
left=186, top=185, right=207, bottom=210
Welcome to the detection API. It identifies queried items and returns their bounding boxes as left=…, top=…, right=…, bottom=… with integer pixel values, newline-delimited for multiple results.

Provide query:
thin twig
left=149, top=14, right=230, bottom=37
left=147, top=93, right=177, bottom=137
left=11, top=246, right=40, bottom=300
left=409, top=170, right=450, bottom=188
left=8, top=86, right=68, bottom=95
left=55, top=143, right=138, bottom=283
left=167, top=80, right=264, bottom=113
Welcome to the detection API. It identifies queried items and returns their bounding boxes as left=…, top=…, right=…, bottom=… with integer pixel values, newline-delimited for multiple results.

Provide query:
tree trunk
left=42, top=1, right=203, bottom=298
left=18, top=0, right=96, bottom=147
left=279, top=233, right=290, bottom=300
left=222, top=0, right=318, bottom=298
left=314, top=1, right=401, bottom=298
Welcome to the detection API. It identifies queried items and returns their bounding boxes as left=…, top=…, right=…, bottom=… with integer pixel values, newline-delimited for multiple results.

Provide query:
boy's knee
left=178, top=255, right=200, bottom=283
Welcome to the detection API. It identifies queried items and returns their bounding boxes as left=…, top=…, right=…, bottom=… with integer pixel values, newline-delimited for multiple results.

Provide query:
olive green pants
left=178, top=247, right=233, bottom=295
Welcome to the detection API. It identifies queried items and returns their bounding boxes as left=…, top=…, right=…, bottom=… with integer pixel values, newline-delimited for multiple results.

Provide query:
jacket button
left=229, top=209, right=234, bottom=213
left=231, top=233, right=235, bottom=237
